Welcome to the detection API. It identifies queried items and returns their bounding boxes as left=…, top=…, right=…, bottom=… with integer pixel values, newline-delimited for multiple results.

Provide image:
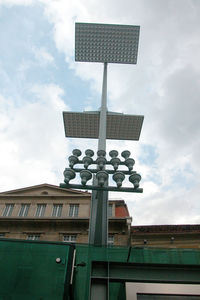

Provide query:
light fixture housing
left=82, top=156, right=93, bottom=169
left=112, top=172, right=125, bottom=188
left=96, top=171, right=108, bottom=187
left=68, top=155, right=79, bottom=168
left=109, top=150, right=118, bottom=158
left=96, top=157, right=107, bottom=170
left=85, top=149, right=94, bottom=157
left=80, top=170, right=92, bottom=185
left=124, top=158, right=135, bottom=171
left=63, top=111, right=144, bottom=141
left=75, top=23, right=140, bottom=64
left=97, top=150, right=106, bottom=157
left=72, top=149, right=82, bottom=157
left=64, top=168, right=76, bottom=184
left=129, top=173, right=141, bottom=188
left=110, top=157, right=121, bottom=171
left=121, top=150, right=130, bottom=160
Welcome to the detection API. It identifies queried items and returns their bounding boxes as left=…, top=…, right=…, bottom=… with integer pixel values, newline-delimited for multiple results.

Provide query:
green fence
left=0, top=238, right=74, bottom=300
left=1, top=239, right=200, bottom=300
left=74, top=245, right=200, bottom=300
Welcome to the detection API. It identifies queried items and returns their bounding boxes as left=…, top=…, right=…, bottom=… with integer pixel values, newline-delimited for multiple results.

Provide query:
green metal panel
left=0, top=238, right=74, bottom=300
left=1, top=241, right=200, bottom=300
left=109, top=282, right=126, bottom=300
left=92, top=261, right=200, bottom=283
left=73, top=245, right=200, bottom=300
left=129, top=247, right=200, bottom=265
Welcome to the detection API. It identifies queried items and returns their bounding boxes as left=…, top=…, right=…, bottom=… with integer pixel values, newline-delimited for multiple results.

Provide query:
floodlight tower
left=62, top=23, right=143, bottom=246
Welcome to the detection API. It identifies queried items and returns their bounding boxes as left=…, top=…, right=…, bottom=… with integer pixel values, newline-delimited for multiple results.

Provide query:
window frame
left=108, top=204, right=113, bottom=217
left=69, top=204, right=79, bottom=217
left=18, top=204, right=30, bottom=217
left=63, top=234, right=77, bottom=243
left=2, top=204, right=14, bottom=217
left=35, top=204, right=46, bottom=217
left=27, top=234, right=40, bottom=240
left=52, top=204, right=63, bottom=217
left=108, top=234, right=114, bottom=245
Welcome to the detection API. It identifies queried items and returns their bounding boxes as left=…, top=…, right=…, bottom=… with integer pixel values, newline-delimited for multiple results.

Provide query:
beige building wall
left=131, top=225, right=200, bottom=249
left=0, top=184, right=130, bottom=246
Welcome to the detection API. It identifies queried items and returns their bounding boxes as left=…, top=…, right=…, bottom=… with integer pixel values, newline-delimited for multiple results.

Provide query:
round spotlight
left=85, top=149, right=94, bottom=157
left=121, top=150, right=130, bottom=160
left=96, top=171, right=108, bottom=187
left=82, top=156, right=93, bottom=169
left=97, top=150, right=106, bottom=157
left=96, top=157, right=107, bottom=170
left=112, top=172, right=125, bottom=188
left=64, top=168, right=76, bottom=184
left=68, top=155, right=79, bottom=168
left=80, top=170, right=92, bottom=185
left=124, top=158, right=135, bottom=171
left=110, top=157, right=121, bottom=171
left=129, top=173, right=141, bottom=188
left=72, top=149, right=82, bottom=157
left=109, top=150, right=118, bottom=158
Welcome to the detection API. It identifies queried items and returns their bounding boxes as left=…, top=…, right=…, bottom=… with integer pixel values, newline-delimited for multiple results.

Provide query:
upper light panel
left=75, top=23, right=140, bottom=64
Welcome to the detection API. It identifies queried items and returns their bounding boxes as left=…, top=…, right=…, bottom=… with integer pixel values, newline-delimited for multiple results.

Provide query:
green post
left=89, top=63, right=108, bottom=246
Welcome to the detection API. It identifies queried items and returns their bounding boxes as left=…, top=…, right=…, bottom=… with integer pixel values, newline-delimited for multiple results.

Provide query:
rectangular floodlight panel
left=107, top=113, right=143, bottom=140
left=63, top=112, right=99, bottom=139
left=63, top=112, right=144, bottom=141
left=75, top=23, right=140, bottom=64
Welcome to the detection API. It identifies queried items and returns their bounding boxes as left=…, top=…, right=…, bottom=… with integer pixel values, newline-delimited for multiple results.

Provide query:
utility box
left=0, top=239, right=74, bottom=300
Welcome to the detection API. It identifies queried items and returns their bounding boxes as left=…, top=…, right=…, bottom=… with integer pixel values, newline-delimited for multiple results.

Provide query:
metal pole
left=89, top=63, right=108, bottom=246
left=98, top=62, right=107, bottom=151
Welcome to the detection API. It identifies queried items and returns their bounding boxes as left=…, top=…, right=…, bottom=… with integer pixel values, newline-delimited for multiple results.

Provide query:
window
left=2, top=204, right=14, bottom=217
left=0, top=233, right=5, bottom=238
left=108, top=234, right=114, bottom=245
left=52, top=204, right=63, bottom=217
left=63, top=234, right=77, bottom=243
left=27, top=234, right=40, bottom=240
left=108, top=204, right=113, bottom=217
left=126, top=283, right=200, bottom=300
left=18, top=204, right=30, bottom=217
left=69, top=204, right=79, bottom=217
left=35, top=204, right=46, bottom=217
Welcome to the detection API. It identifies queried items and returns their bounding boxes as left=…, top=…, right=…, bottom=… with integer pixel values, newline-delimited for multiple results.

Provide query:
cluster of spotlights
left=68, top=149, right=135, bottom=171
left=62, top=149, right=142, bottom=191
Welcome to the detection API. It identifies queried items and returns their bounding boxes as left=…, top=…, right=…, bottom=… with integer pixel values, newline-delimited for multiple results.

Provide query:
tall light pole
left=61, top=23, right=144, bottom=246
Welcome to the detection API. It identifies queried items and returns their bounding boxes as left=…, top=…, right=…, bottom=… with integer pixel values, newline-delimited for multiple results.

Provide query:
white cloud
left=0, top=84, right=69, bottom=191
left=1, top=0, right=200, bottom=225
left=0, top=0, right=34, bottom=5
left=32, top=46, right=54, bottom=65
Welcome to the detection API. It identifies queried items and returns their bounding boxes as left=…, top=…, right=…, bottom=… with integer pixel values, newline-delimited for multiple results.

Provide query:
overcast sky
left=0, top=0, right=200, bottom=225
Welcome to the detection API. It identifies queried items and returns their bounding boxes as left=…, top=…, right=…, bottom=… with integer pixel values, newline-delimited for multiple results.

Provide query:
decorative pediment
left=0, top=184, right=90, bottom=197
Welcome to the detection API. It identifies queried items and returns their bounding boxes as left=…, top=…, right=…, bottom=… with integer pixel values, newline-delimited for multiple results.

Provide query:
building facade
left=0, top=184, right=132, bottom=246
left=1, top=183, right=198, bottom=248
left=131, top=224, right=200, bottom=248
